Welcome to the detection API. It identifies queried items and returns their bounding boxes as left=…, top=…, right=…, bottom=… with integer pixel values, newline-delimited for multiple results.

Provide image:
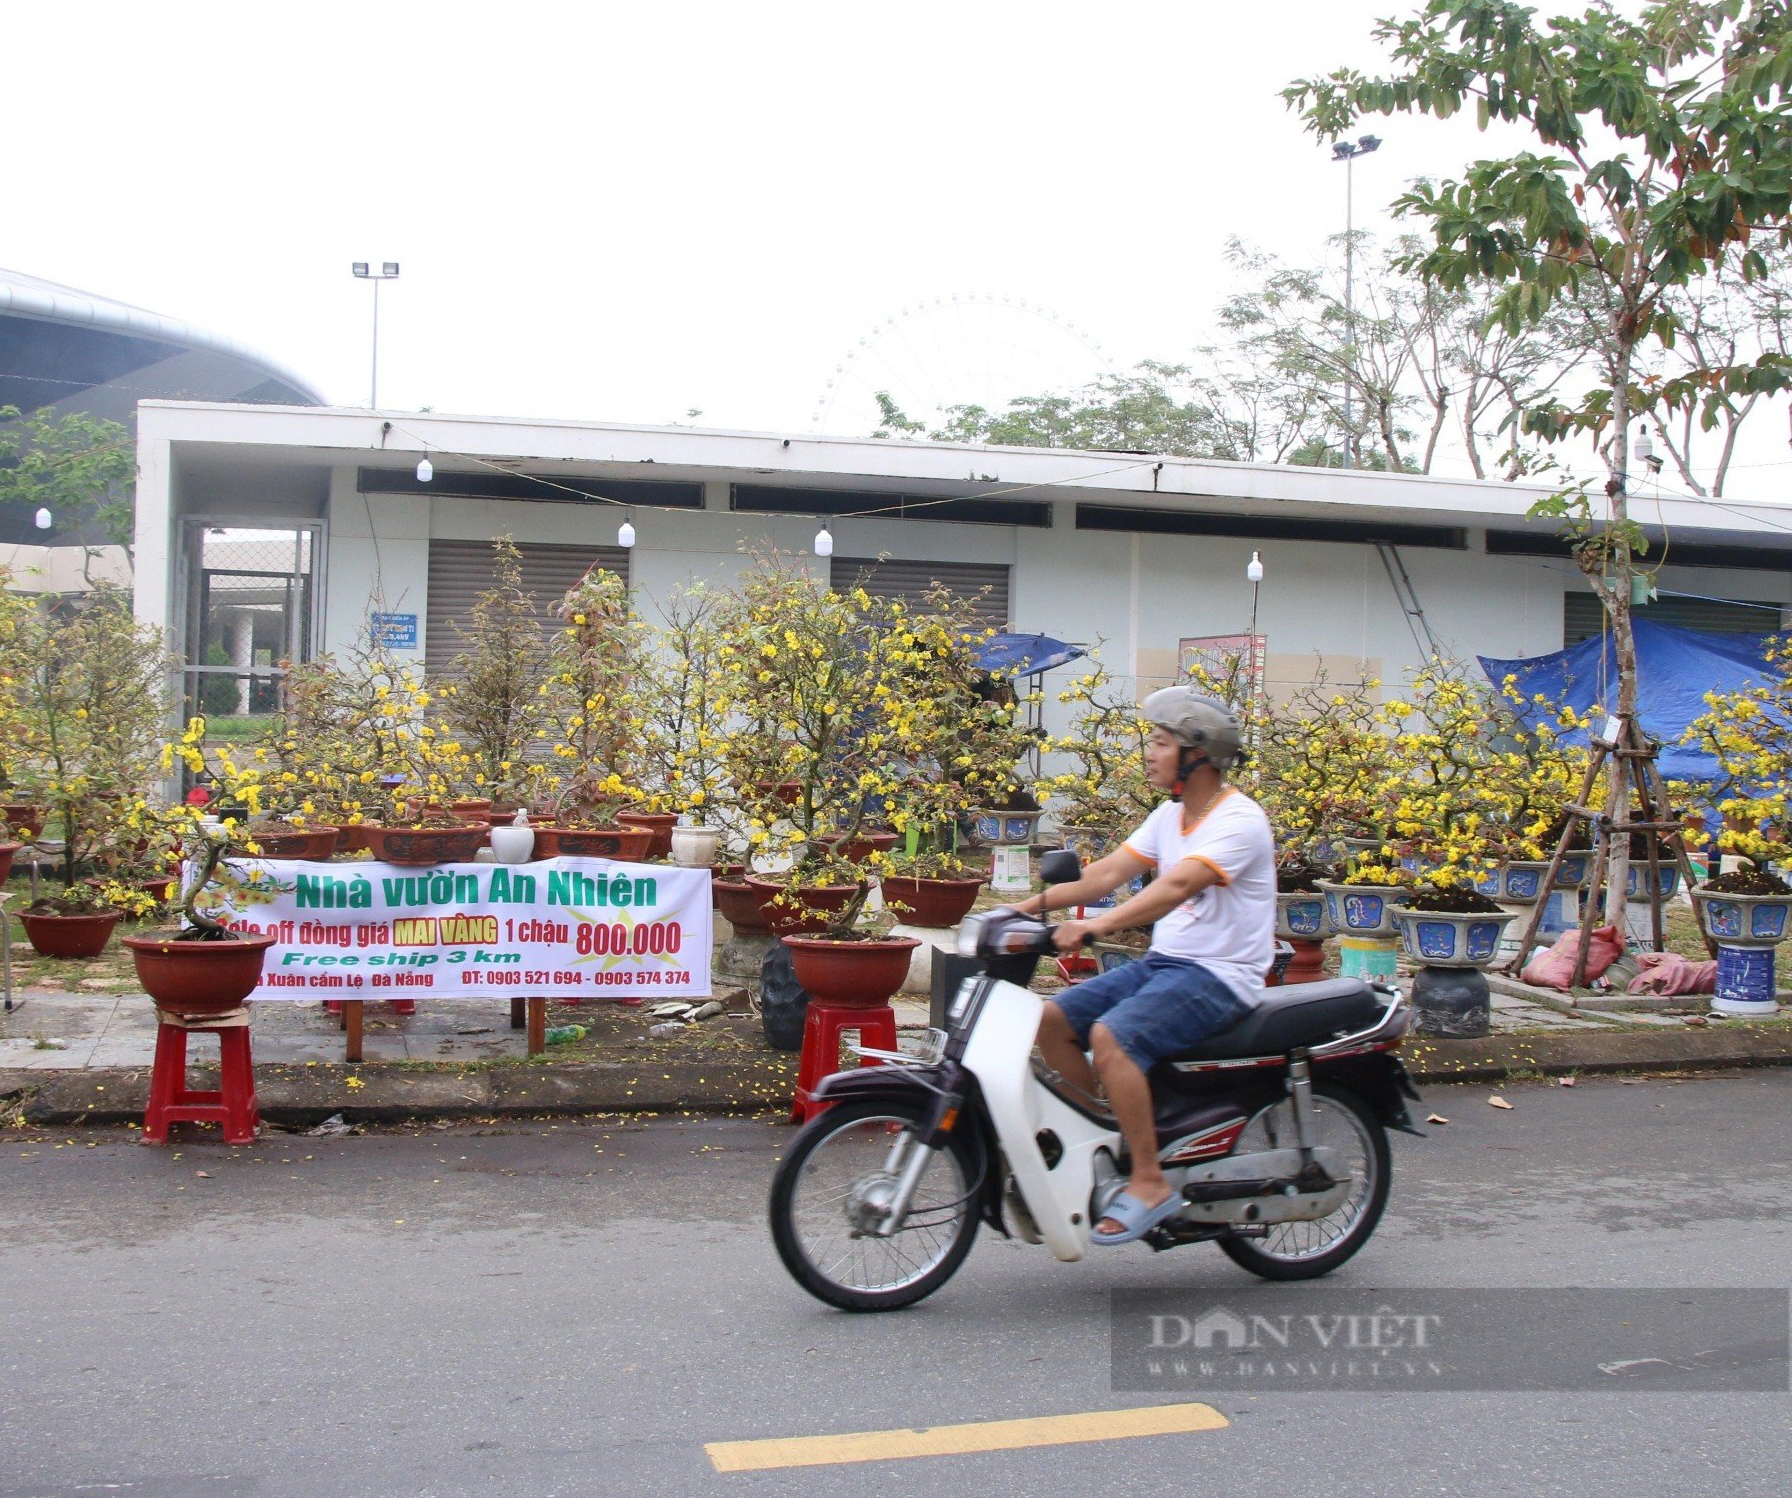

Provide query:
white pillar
left=229, top=609, right=254, bottom=713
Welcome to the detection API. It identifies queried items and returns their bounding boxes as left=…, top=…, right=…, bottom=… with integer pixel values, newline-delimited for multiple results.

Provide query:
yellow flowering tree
left=539, top=566, right=655, bottom=818
left=1686, top=642, right=1792, bottom=868
left=639, top=585, right=731, bottom=827
left=1041, top=656, right=1157, bottom=854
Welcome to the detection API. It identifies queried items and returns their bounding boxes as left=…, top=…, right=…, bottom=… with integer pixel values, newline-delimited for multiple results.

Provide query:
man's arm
left=1051, top=857, right=1225, bottom=951
left=1011, top=846, right=1152, bottom=917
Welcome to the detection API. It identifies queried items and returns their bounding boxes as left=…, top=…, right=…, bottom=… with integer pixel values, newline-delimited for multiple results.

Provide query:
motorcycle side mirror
left=1037, top=848, right=1082, bottom=887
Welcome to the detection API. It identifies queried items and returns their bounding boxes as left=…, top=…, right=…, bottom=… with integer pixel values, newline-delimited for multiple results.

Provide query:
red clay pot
left=713, top=877, right=776, bottom=934
left=19, top=909, right=123, bottom=959
left=124, top=930, right=277, bottom=1018
left=821, top=831, right=901, bottom=863
left=532, top=825, right=655, bottom=860
left=0, top=840, right=20, bottom=884
left=0, top=803, right=45, bottom=840
left=615, top=811, right=677, bottom=859
left=334, top=822, right=375, bottom=854
left=752, top=780, right=803, bottom=807
left=249, top=825, right=340, bottom=859
left=782, top=935, right=922, bottom=1007
left=744, top=877, right=866, bottom=936
left=879, top=875, right=986, bottom=929
left=450, top=798, right=493, bottom=818
left=365, top=824, right=488, bottom=866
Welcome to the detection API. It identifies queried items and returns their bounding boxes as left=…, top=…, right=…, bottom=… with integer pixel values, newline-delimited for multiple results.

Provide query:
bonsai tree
left=538, top=565, right=654, bottom=819
left=640, top=584, right=731, bottom=828
left=1042, top=655, right=1158, bottom=854
left=434, top=536, right=547, bottom=808
left=1686, top=641, right=1792, bottom=891
left=5, top=583, right=175, bottom=902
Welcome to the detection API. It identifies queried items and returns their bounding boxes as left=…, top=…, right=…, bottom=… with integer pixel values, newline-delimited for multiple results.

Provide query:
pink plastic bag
left=1522, top=926, right=1625, bottom=990
left=1628, top=951, right=1717, bottom=996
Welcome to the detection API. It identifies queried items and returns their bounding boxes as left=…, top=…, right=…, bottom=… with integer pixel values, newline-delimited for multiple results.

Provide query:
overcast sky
left=8, top=1, right=1789, bottom=501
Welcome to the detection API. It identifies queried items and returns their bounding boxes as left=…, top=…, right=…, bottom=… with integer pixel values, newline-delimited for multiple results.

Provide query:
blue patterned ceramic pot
left=968, top=809, right=1042, bottom=847
left=1625, top=863, right=1682, bottom=901
left=1472, top=860, right=1551, bottom=905
left=1317, top=881, right=1410, bottom=939
left=1553, top=852, right=1592, bottom=889
left=1276, top=891, right=1333, bottom=942
left=1691, top=889, right=1792, bottom=949
left=1393, top=907, right=1518, bottom=970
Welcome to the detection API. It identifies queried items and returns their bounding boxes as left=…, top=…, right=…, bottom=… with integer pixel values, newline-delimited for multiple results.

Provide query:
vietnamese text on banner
left=207, top=857, right=713, bottom=1001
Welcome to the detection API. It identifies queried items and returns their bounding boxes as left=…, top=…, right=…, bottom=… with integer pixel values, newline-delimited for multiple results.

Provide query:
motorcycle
left=768, top=850, right=1423, bottom=1312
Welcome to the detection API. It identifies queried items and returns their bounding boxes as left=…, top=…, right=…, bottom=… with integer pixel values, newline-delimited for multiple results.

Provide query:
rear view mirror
left=1037, top=849, right=1082, bottom=886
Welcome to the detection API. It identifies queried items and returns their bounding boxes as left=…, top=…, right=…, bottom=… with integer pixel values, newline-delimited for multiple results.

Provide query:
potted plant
left=1273, top=858, right=1337, bottom=985
left=1691, top=864, right=1792, bottom=1016
left=880, top=846, right=987, bottom=929
left=122, top=820, right=284, bottom=1019
left=776, top=877, right=922, bottom=1008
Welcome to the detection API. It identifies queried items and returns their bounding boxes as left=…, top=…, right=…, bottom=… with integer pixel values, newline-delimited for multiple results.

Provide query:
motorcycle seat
left=1161, top=977, right=1385, bottom=1063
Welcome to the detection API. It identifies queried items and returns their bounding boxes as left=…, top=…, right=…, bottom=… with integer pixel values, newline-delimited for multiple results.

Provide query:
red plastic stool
left=142, top=1008, right=261, bottom=1145
left=791, top=1002, right=897, bottom=1124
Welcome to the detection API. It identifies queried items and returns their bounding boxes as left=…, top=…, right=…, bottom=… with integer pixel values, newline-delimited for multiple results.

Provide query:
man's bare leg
left=1091, top=1023, right=1170, bottom=1234
left=1036, top=1002, right=1098, bottom=1097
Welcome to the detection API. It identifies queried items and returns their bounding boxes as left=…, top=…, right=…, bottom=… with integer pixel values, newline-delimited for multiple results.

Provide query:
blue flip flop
left=1090, top=1189, right=1184, bottom=1245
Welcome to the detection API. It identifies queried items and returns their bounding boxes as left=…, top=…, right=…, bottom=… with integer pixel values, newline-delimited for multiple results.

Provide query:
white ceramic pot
left=671, top=825, right=723, bottom=868
left=488, top=825, right=536, bottom=864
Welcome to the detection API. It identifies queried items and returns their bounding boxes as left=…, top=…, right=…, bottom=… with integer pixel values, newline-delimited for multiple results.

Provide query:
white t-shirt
left=1121, top=787, right=1276, bottom=1006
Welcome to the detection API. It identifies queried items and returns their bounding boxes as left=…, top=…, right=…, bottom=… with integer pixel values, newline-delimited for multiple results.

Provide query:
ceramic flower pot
left=880, top=875, right=986, bottom=929
left=19, top=909, right=123, bottom=959
left=1625, top=864, right=1682, bottom=901
left=819, top=831, right=901, bottom=864
left=1553, top=851, right=1592, bottom=889
left=670, top=825, right=723, bottom=867
left=1275, top=891, right=1333, bottom=942
left=531, top=825, right=654, bottom=860
left=364, top=824, right=487, bottom=866
left=0, top=803, right=46, bottom=840
left=744, top=877, right=866, bottom=935
left=123, top=930, right=277, bottom=1018
left=1393, top=907, right=1518, bottom=969
left=334, top=822, right=375, bottom=854
left=1473, top=860, right=1551, bottom=905
left=781, top=935, right=922, bottom=1007
left=248, top=825, right=340, bottom=859
left=615, top=811, right=677, bottom=858
left=0, top=840, right=20, bottom=884
left=713, top=877, right=776, bottom=935
left=488, top=825, right=536, bottom=864
left=1316, top=881, right=1411, bottom=939
left=967, top=809, right=1043, bottom=847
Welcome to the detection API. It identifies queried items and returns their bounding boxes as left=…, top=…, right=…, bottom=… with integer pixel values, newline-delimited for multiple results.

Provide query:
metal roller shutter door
left=1563, top=590, right=1783, bottom=646
left=829, top=557, right=1011, bottom=629
left=426, top=540, right=629, bottom=680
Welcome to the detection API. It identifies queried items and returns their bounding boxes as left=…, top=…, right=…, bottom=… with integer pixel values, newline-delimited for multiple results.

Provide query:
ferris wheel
left=811, top=294, right=1114, bottom=437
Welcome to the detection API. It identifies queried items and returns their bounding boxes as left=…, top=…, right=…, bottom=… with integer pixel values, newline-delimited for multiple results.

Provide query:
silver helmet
left=1141, top=686, right=1243, bottom=770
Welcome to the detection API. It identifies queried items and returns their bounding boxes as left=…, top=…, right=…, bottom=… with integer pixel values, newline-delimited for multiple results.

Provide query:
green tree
left=1288, top=0, right=1792, bottom=920
left=0, top=408, right=136, bottom=569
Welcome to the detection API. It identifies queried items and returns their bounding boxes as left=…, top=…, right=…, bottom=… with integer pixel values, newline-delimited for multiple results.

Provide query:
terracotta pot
left=821, top=831, right=901, bottom=863
left=0, top=840, right=20, bottom=884
left=0, top=803, right=46, bottom=840
left=85, top=874, right=179, bottom=905
left=744, top=876, right=866, bottom=936
left=19, top=909, right=123, bottom=959
left=880, top=875, right=985, bottom=929
left=124, top=930, right=277, bottom=1018
left=711, top=865, right=747, bottom=913
left=782, top=935, right=922, bottom=1007
left=752, top=780, right=803, bottom=807
left=532, top=825, right=655, bottom=860
left=248, top=825, right=340, bottom=859
left=713, top=877, right=776, bottom=934
left=335, top=822, right=375, bottom=854
left=364, top=823, right=488, bottom=866
left=450, top=798, right=493, bottom=817
left=615, top=811, right=677, bottom=859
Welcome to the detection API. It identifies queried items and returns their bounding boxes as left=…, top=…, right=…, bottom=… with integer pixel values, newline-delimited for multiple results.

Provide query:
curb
left=5, top=1028, right=1791, bottom=1126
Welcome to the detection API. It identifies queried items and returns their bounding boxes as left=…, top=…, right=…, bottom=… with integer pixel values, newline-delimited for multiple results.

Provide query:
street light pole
left=351, top=262, right=400, bottom=408
left=1330, top=136, right=1381, bottom=468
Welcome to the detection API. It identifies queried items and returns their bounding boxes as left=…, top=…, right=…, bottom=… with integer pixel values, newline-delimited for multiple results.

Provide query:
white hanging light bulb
left=416, top=455, right=433, bottom=483
left=814, top=522, right=834, bottom=557
left=1246, top=550, right=1264, bottom=582
left=34, top=507, right=52, bottom=530
left=1632, top=426, right=1653, bottom=463
left=617, top=515, right=636, bottom=548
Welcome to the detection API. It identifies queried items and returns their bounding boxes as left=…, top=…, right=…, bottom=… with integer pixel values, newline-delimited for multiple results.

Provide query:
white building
left=133, top=399, right=1792, bottom=732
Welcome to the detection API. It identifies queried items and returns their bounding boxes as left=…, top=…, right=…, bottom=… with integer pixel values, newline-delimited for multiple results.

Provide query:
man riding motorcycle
left=1012, top=687, right=1275, bottom=1245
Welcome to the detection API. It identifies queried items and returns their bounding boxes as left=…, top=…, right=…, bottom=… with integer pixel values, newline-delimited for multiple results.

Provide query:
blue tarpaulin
left=1478, top=618, right=1773, bottom=780
left=975, top=632, right=1086, bottom=677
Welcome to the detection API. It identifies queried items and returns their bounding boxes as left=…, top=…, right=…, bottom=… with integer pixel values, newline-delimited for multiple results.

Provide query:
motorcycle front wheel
left=1218, top=1083, right=1391, bottom=1281
left=770, top=1099, right=981, bottom=1312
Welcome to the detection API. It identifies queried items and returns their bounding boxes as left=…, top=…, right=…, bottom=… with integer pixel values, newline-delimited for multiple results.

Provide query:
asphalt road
left=3, top=1071, right=1790, bottom=1498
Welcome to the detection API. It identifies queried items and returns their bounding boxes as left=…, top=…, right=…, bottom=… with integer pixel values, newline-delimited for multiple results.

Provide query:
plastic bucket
left=1337, top=935, right=1398, bottom=981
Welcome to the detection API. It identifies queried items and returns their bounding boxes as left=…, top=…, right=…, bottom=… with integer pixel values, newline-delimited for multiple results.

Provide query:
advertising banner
left=212, top=857, right=712, bottom=1001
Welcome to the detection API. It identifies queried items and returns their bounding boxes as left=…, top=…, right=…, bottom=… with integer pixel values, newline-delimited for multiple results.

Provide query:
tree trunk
left=1602, top=350, right=1638, bottom=929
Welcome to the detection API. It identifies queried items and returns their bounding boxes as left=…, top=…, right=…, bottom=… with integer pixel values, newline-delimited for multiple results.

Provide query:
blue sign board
left=371, top=612, right=418, bottom=648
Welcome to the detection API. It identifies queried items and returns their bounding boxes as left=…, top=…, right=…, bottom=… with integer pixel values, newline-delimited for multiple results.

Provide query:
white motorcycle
left=769, top=851, right=1422, bottom=1312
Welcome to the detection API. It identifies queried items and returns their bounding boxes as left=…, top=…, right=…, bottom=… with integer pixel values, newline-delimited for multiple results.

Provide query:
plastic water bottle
left=544, top=1024, right=587, bottom=1045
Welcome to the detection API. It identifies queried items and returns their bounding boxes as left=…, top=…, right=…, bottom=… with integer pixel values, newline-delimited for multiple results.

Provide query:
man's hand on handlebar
left=1051, top=918, right=1099, bottom=953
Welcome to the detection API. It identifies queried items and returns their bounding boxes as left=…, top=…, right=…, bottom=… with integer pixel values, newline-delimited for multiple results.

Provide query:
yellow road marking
left=705, top=1401, right=1229, bottom=1472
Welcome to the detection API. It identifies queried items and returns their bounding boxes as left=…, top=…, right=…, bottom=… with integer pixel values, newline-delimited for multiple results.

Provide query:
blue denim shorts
left=1050, top=953, right=1251, bottom=1072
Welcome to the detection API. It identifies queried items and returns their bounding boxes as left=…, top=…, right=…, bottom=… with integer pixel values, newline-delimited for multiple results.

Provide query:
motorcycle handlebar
left=956, top=909, right=1092, bottom=962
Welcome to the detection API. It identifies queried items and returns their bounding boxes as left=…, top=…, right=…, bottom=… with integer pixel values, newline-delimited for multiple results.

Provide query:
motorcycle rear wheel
left=1218, top=1083, right=1390, bottom=1281
left=770, top=1099, right=981, bottom=1312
